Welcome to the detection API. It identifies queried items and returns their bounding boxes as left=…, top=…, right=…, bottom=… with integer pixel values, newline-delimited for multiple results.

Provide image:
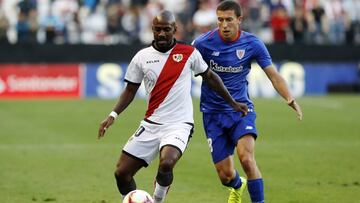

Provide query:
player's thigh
left=159, top=123, right=194, bottom=156
left=236, top=134, right=256, bottom=159
left=160, top=145, right=182, bottom=160
left=203, top=113, right=236, bottom=163
left=123, top=121, right=161, bottom=166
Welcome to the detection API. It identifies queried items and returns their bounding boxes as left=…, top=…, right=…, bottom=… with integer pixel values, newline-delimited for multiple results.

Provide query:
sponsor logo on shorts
left=175, top=136, right=185, bottom=145
left=134, top=126, right=145, bottom=137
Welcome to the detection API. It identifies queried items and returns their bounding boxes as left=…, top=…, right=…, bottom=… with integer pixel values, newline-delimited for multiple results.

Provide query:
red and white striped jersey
left=124, top=43, right=208, bottom=124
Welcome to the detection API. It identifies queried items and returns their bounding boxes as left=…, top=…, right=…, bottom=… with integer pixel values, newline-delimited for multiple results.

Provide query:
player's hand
left=98, top=116, right=115, bottom=139
left=287, top=99, right=303, bottom=120
left=232, top=102, right=249, bottom=117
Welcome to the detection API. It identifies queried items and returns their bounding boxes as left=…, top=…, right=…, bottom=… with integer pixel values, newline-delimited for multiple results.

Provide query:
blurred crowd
left=0, top=0, right=360, bottom=45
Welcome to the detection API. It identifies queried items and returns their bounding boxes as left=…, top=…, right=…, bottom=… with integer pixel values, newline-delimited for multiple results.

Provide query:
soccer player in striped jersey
left=98, top=10, right=248, bottom=203
left=192, top=1, right=303, bottom=203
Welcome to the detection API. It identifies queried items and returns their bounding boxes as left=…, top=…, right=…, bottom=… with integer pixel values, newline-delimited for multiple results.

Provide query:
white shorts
left=123, top=120, right=194, bottom=166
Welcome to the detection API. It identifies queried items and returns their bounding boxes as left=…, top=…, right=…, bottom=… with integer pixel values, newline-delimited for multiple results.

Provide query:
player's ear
left=173, top=24, right=177, bottom=34
left=238, top=16, right=243, bottom=25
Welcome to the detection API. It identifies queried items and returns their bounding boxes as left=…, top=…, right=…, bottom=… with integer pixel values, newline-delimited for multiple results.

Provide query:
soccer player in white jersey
left=98, top=10, right=248, bottom=203
left=193, top=1, right=303, bottom=203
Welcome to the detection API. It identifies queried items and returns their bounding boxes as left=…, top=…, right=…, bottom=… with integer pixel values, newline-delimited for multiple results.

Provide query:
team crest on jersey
left=236, top=49, right=245, bottom=59
left=172, top=54, right=183, bottom=62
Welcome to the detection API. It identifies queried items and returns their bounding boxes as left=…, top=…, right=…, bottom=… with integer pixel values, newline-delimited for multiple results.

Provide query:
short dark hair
left=216, top=0, right=242, bottom=17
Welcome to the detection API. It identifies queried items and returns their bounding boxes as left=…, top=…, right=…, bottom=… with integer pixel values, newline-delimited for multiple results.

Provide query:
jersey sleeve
left=253, top=39, right=273, bottom=69
left=124, top=51, right=144, bottom=84
left=191, top=37, right=203, bottom=53
left=190, top=48, right=209, bottom=77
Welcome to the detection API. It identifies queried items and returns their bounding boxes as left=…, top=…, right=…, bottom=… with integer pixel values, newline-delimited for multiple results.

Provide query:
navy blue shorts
left=202, top=111, right=257, bottom=163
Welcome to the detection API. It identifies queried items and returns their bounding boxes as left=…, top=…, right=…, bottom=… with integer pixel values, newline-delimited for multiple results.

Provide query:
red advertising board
left=0, top=64, right=82, bottom=99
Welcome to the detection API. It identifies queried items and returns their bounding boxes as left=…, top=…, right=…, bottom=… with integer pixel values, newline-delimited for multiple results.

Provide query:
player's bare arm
left=201, top=69, right=248, bottom=115
left=263, top=65, right=303, bottom=120
left=98, top=83, right=140, bottom=139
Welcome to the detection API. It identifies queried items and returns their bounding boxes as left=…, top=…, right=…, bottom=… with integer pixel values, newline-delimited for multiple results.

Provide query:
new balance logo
left=211, top=51, right=220, bottom=56
left=245, top=126, right=254, bottom=130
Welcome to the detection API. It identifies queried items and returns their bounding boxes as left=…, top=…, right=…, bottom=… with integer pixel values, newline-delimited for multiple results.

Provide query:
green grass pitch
left=1, top=95, right=359, bottom=203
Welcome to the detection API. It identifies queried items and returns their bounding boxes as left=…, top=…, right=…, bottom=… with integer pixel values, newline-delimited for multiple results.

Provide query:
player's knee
left=217, top=169, right=234, bottom=184
left=114, top=169, right=123, bottom=180
left=159, top=158, right=176, bottom=172
left=240, top=156, right=256, bottom=173
left=114, top=168, right=131, bottom=182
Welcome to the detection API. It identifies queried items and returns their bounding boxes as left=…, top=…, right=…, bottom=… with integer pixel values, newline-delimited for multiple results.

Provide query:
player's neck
left=152, top=39, right=177, bottom=53
left=219, top=30, right=241, bottom=43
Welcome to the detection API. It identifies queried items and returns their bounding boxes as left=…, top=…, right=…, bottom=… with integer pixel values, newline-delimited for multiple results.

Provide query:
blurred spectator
left=269, top=0, right=294, bottom=16
left=0, top=0, right=359, bottom=45
left=105, top=2, right=126, bottom=44
left=39, top=9, right=66, bottom=44
left=16, top=11, right=37, bottom=43
left=290, top=5, right=308, bottom=44
left=325, top=0, right=346, bottom=44
left=307, top=0, right=328, bottom=44
left=84, top=0, right=100, bottom=12
left=240, top=0, right=263, bottom=37
left=270, top=6, right=290, bottom=43
left=157, top=0, right=186, bottom=15
left=119, top=2, right=142, bottom=44
left=256, top=1, right=273, bottom=44
left=79, top=1, right=107, bottom=44
left=192, top=0, right=217, bottom=38
left=18, top=0, right=37, bottom=16
left=65, top=10, right=81, bottom=44
left=343, top=0, right=360, bottom=44
left=53, top=0, right=80, bottom=44
left=175, top=1, right=197, bottom=44
left=137, top=1, right=158, bottom=44
left=174, top=18, right=186, bottom=42
left=16, top=0, right=38, bottom=43
left=238, top=0, right=250, bottom=30
left=0, top=10, right=9, bottom=44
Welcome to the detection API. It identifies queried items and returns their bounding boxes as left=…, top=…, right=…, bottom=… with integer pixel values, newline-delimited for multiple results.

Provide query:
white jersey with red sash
left=124, top=43, right=208, bottom=124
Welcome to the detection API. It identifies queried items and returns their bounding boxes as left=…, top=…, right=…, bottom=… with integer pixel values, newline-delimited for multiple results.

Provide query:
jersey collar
left=218, top=30, right=242, bottom=43
left=152, top=39, right=177, bottom=53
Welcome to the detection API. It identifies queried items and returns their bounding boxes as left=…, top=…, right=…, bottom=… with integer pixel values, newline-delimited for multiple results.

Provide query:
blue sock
left=223, top=170, right=242, bottom=189
left=247, top=178, right=264, bottom=203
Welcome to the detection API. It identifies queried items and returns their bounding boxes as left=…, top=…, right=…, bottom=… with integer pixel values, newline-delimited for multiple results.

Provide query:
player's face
left=216, top=10, right=242, bottom=41
left=152, top=20, right=176, bottom=50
